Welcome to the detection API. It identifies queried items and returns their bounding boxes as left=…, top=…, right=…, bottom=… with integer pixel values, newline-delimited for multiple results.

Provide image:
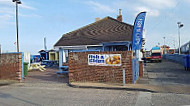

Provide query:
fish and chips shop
left=54, top=12, right=146, bottom=85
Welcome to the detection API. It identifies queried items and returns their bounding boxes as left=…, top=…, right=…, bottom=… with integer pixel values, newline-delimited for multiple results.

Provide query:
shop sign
left=88, top=54, right=121, bottom=66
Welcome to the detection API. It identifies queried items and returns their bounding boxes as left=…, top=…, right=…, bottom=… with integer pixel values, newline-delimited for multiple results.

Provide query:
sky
left=0, top=0, right=190, bottom=54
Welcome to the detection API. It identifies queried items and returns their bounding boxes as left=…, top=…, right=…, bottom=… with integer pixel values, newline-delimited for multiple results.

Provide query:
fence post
left=123, top=68, right=125, bottom=86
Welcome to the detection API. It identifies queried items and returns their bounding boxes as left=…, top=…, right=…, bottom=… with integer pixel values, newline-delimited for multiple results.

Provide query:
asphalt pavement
left=1, top=60, right=190, bottom=106
left=137, top=60, right=190, bottom=86
left=1, top=82, right=190, bottom=106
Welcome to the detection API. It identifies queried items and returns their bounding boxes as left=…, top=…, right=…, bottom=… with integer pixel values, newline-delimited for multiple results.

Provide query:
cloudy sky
left=0, top=0, right=190, bottom=54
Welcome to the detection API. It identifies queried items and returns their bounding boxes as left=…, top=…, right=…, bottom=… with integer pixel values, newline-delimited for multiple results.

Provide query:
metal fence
left=162, top=54, right=186, bottom=64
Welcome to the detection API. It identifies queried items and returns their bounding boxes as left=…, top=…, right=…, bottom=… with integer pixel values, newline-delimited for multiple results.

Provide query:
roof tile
left=54, top=16, right=133, bottom=46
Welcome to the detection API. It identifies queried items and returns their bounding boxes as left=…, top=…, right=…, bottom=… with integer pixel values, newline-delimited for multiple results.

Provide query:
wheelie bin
left=24, top=62, right=29, bottom=76
left=183, top=55, right=190, bottom=71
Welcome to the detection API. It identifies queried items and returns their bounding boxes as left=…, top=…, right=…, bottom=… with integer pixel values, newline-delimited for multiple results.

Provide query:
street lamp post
left=163, top=37, right=166, bottom=54
left=177, top=22, right=184, bottom=55
left=13, top=0, right=22, bottom=52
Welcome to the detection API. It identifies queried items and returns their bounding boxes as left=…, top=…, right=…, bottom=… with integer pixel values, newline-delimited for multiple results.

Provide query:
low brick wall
left=69, top=51, right=133, bottom=84
left=139, top=61, right=143, bottom=77
left=0, top=53, right=23, bottom=82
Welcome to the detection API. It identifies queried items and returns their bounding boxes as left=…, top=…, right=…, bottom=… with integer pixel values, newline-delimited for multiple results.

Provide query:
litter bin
left=24, top=62, right=29, bottom=76
left=183, top=55, right=190, bottom=70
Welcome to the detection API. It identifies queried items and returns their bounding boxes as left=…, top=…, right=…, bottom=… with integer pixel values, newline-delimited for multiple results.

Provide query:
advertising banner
left=88, top=54, right=121, bottom=66
left=132, top=12, right=146, bottom=50
left=132, top=12, right=146, bottom=83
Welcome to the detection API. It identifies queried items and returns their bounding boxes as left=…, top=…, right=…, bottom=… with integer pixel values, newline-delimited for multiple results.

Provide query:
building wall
left=49, top=52, right=59, bottom=61
left=0, top=53, right=23, bottom=82
left=69, top=51, right=133, bottom=84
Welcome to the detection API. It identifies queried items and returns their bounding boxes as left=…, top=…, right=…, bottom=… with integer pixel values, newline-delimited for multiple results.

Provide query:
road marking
left=135, top=92, right=152, bottom=106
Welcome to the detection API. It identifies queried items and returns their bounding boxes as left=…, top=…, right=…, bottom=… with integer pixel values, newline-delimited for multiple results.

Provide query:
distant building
left=168, top=49, right=175, bottom=54
left=39, top=49, right=59, bottom=61
left=161, top=45, right=170, bottom=54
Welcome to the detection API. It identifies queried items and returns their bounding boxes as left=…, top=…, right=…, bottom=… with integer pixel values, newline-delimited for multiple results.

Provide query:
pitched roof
left=54, top=16, right=133, bottom=47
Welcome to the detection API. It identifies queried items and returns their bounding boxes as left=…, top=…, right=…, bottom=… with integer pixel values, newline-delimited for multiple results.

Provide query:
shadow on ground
left=24, top=68, right=69, bottom=84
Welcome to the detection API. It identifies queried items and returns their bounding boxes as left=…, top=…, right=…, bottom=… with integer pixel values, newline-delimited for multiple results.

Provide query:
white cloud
left=113, top=1, right=160, bottom=17
left=85, top=1, right=116, bottom=13
left=20, top=4, right=36, bottom=10
left=113, top=0, right=177, bottom=17
left=135, top=7, right=160, bottom=17
left=0, top=0, right=13, bottom=5
left=0, top=14, right=12, bottom=19
left=0, top=7, right=14, bottom=14
left=0, top=0, right=38, bottom=29
left=184, top=0, right=190, bottom=3
left=0, top=14, right=14, bottom=28
left=0, top=0, right=36, bottom=10
left=19, top=13, right=42, bottom=18
left=140, top=0, right=176, bottom=9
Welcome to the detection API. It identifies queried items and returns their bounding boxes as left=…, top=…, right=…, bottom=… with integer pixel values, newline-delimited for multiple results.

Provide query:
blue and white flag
left=132, top=12, right=146, bottom=50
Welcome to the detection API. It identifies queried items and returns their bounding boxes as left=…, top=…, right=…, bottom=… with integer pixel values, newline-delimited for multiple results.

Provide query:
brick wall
left=139, top=61, right=143, bottom=77
left=69, top=51, right=133, bottom=84
left=0, top=53, right=22, bottom=82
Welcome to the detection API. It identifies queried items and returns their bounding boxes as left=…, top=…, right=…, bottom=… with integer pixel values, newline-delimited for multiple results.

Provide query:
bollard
left=123, top=68, right=125, bottom=86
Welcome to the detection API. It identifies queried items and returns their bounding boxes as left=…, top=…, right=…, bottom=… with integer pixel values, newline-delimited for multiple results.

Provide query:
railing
left=162, top=54, right=186, bottom=64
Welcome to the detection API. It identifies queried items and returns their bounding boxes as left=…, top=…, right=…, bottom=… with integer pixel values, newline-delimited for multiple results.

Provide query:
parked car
left=151, top=52, right=162, bottom=62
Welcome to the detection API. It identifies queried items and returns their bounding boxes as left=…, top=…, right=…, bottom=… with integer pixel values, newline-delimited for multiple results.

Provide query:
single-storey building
left=54, top=13, right=133, bottom=67
left=39, top=49, right=59, bottom=61
left=39, top=50, right=49, bottom=60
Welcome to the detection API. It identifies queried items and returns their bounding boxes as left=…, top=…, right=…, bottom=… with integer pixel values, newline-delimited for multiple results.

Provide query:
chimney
left=117, top=9, right=122, bottom=22
left=95, top=17, right=101, bottom=22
